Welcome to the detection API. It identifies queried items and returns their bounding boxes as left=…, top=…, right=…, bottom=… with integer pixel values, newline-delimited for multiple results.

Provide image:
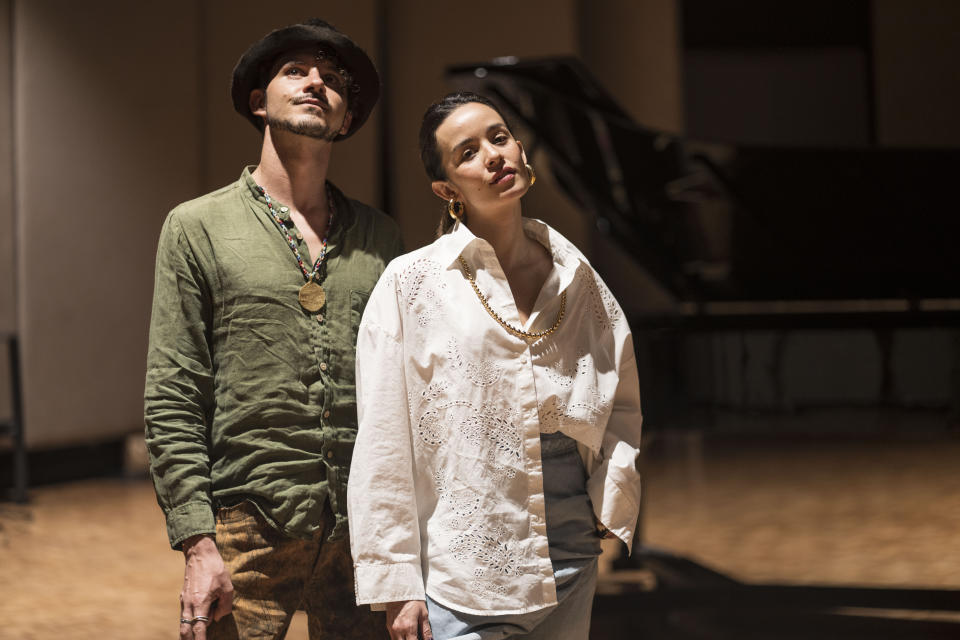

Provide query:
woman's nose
left=484, top=144, right=502, bottom=167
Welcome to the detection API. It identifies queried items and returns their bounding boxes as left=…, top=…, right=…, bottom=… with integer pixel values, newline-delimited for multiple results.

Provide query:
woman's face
left=431, top=102, right=530, bottom=211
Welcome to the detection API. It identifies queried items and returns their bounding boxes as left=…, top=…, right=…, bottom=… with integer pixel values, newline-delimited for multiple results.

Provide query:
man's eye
left=286, top=67, right=305, bottom=76
left=323, top=74, right=342, bottom=87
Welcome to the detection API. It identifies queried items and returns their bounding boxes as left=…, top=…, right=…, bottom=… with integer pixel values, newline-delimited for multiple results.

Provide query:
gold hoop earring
left=447, top=199, right=464, bottom=221
left=525, top=163, right=536, bottom=187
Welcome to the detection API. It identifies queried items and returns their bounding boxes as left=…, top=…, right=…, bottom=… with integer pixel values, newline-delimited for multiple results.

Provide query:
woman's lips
left=491, top=168, right=516, bottom=184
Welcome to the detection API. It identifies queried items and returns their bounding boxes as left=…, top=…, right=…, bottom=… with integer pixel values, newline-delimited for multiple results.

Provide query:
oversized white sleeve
left=586, top=330, right=644, bottom=552
left=348, top=270, right=425, bottom=608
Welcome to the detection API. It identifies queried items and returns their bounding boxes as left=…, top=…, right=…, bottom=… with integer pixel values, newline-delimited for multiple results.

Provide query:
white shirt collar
left=433, top=217, right=588, bottom=294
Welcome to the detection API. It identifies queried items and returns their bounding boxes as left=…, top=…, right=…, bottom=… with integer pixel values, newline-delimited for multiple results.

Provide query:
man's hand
left=385, top=600, right=432, bottom=640
left=179, top=534, right=234, bottom=640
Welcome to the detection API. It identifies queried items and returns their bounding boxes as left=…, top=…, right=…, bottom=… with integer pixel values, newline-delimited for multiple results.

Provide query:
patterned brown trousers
left=206, top=501, right=386, bottom=639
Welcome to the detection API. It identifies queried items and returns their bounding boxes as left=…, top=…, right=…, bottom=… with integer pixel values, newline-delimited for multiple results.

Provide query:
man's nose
left=306, top=67, right=326, bottom=89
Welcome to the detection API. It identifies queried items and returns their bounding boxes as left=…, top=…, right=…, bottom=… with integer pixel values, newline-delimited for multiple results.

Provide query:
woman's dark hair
left=418, top=92, right=513, bottom=236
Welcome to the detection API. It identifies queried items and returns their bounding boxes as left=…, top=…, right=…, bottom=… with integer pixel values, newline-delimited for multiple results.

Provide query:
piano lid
left=446, top=56, right=960, bottom=306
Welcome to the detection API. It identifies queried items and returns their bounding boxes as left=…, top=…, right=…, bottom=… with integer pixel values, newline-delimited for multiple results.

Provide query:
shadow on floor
left=592, top=547, right=960, bottom=639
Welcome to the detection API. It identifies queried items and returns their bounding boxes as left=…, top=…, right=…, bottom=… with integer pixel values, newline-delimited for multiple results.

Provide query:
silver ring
left=179, top=616, right=210, bottom=624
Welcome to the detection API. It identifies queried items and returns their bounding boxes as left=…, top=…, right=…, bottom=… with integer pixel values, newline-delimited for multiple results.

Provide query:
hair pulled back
left=418, top=92, right=513, bottom=236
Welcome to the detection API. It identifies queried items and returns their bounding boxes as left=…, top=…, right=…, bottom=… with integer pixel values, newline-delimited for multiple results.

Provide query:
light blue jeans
left=425, top=432, right=603, bottom=640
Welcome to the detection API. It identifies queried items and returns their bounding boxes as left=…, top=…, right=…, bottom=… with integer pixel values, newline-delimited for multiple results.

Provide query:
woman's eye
left=494, top=134, right=508, bottom=143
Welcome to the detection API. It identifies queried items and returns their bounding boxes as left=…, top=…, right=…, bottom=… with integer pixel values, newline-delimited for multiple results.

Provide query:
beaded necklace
left=257, top=184, right=334, bottom=312
left=457, top=256, right=566, bottom=342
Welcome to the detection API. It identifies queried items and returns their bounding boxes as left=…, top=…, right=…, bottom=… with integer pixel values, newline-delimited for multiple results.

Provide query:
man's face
left=250, top=47, right=353, bottom=142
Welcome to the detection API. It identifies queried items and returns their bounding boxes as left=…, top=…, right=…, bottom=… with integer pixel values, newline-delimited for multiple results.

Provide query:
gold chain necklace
left=457, top=256, right=566, bottom=341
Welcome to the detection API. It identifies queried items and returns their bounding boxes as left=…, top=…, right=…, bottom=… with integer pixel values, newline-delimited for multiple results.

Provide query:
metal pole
left=8, top=334, right=26, bottom=503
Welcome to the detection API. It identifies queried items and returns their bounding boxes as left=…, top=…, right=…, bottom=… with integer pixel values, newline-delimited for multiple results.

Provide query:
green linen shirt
left=145, top=167, right=402, bottom=550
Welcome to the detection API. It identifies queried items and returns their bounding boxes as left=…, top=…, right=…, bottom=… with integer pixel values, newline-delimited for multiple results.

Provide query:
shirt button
left=296, top=231, right=303, bottom=240
left=520, top=356, right=528, bottom=365
left=316, top=314, right=324, bottom=323
left=326, top=451, right=334, bottom=459
left=280, top=206, right=289, bottom=213
left=323, top=410, right=331, bottom=418
left=320, top=362, right=328, bottom=371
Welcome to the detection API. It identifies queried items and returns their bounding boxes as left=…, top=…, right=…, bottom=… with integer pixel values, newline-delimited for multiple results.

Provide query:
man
left=145, top=19, right=401, bottom=640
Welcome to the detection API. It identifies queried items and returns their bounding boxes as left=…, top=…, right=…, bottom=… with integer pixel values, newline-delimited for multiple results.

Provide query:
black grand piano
left=446, top=57, right=960, bottom=639
left=448, top=56, right=960, bottom=323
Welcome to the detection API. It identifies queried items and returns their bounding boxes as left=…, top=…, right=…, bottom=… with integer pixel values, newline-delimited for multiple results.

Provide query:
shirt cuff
left=165, top=500, right=216, bottom=550
left=354, top=562, right=425, bottom=607
left=587, top=441, right=642, bottom=552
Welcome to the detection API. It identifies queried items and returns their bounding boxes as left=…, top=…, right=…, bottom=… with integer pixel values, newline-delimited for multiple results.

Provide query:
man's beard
left=266, top=113, right=340, bottom=142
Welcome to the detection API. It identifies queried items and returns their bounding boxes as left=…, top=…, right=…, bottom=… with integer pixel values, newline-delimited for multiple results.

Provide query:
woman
left=347, top=92, right=643, bottom=640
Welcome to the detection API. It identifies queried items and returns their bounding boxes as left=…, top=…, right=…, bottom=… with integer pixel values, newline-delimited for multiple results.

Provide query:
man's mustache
left=293, top=93, right=330, bottom=108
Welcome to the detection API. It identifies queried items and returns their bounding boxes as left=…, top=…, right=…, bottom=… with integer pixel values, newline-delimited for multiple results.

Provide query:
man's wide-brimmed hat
left=231, top=18, right=380, bottom=141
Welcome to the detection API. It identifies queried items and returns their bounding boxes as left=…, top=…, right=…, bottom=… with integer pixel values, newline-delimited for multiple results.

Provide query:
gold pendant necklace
left=457, top=256, right=566, bottom=341
left=257, top=184, right=334, bottom=312
left=298, top=281, right=326, bottom=312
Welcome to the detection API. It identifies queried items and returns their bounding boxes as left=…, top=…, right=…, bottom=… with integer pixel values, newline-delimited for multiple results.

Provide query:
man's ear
left=249, top=89, right=266, bottom=118
left=431, top=180, right=458, bottom=202
left=339, top=111, right=354, bottom=136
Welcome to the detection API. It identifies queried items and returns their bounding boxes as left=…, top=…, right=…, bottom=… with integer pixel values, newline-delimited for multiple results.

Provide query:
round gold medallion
left=298, top=281, right=326, bottom=312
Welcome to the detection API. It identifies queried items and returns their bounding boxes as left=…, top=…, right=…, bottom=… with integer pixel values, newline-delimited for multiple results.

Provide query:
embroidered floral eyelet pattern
left=399, top=258, right=446, bottom=327
left=469, top=577, right=508, bottom=599
left=420, top=381, right=450, bottom=402
left=418, top=409, right=445, bottom=445
left=434, top=467, right=481, bottom=518
left=545, top=349, right=590, bottom=388
left=578, top=268, right=622, bottom=331
left=448, top=337, right=503, bottom=387
left=462, top=406, right=522, bottom=463
left=417, top=400, right=477, bottom=446
left=538, top=394, right=608, bottom=433
left=450, top=526, right=522, bottom=577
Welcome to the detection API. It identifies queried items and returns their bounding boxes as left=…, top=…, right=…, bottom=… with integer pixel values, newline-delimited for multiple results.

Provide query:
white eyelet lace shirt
left=348, top=218, right=643, bottom=616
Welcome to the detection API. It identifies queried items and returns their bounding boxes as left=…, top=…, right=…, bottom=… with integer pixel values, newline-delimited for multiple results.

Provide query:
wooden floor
left=1, top=433, right=958, bottom=639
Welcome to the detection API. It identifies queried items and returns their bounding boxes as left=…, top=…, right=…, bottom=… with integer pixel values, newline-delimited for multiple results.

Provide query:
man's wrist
left=182, top=533, right=216, bottom=556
